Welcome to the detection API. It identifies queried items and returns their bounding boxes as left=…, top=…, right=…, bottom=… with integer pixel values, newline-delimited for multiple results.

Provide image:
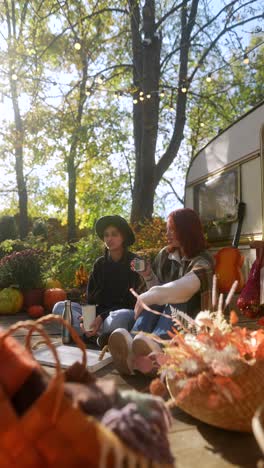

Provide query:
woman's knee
left=103, top=309, right=135, bottom=333
left=131, top=309, right=159, bottom=333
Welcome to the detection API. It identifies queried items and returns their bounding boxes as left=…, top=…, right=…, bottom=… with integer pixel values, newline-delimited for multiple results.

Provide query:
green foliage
left=42, top=218, right=168, bottom=288
left=0, top=235, right=100, bottom=290
left=32, top=219, right=48, bottom=239
left=43, top=236, right=102, bottom=288
left=78, top=158, right=130, bottom=229
left=0, top=239, right=37, bottom=260
left=0, top=216, right=17, bottom=242
left=187, top=39, right=264, bottom=159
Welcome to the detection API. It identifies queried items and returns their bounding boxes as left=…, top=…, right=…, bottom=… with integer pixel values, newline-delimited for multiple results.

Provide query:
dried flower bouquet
left=136, top=278, right=264, bottom=432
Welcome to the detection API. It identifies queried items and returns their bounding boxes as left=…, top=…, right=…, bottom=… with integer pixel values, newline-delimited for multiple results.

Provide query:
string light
left=200, top=122, right=205, bottom=127
left=9, top=39, right=261, bottom=109
left=97, top=75, right=105, bottom=84
left=243, top=53, right=249, bottom=64
left=8, top=38, right=260, bottom=110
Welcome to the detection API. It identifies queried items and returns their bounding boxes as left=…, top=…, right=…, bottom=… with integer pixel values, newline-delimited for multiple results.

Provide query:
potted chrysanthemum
left=0, top=248, right=45, bottom=309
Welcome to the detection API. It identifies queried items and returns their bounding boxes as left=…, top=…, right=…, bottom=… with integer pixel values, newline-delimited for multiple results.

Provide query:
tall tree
left=46, top=0, right=131, bottom=240
left=0, top=0, right=58, bottom=237
left=2, top=0, right=30, bottom=238
left=126, top=0, right=263, bottom=222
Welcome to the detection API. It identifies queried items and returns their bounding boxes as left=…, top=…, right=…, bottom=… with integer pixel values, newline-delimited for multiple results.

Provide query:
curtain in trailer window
left=194, top=168, right=239, bottom=224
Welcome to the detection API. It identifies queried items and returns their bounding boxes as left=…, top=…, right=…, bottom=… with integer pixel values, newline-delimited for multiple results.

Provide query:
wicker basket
left=0, top=316, right=174, bottom=468
left=167, top=359, right=264, bottom=432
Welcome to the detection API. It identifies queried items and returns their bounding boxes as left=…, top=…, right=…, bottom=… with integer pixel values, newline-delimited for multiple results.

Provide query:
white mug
left=82, top=304, right=96, bottom=331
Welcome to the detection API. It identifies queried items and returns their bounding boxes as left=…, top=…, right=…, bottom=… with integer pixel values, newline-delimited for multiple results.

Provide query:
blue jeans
left=102, top=309, right=135, bottom=334
left=131, top=305, right=172, bottom=339
left=52, top=302, right=135, bottom=336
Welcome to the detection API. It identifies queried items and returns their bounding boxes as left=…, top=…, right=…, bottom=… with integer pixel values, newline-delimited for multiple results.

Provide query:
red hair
left=167, top=208, right=207, bottom=258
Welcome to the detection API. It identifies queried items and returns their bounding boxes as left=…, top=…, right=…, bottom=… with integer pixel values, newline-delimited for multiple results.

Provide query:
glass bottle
left=62, top=300, right=73, bottom=344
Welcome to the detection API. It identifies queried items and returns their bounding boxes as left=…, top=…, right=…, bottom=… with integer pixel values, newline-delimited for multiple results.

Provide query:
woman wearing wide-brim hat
left=79, top=215, right=145, bottom=347
left=95, top=215, right=135, bottom=246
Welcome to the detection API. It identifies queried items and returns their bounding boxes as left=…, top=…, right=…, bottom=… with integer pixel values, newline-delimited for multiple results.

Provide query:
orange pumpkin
left=43, top=288, right=67, bottom=312
left=27, top=305, right=45, bottom=318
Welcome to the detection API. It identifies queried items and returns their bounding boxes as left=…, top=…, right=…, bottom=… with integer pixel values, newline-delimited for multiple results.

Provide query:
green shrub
left=0, top=239, right=32, bottom=261
left=0, top=248, right=45, bottom=289
left=0, top=217, right=168, bottom=290
left=43, top=235, right=102, bottom=288
left=32, top=219, right=48, bottom=239
left=0, top=216, right=17, bottom=242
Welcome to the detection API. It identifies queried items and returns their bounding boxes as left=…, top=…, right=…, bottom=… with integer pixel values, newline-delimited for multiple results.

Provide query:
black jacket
left=87, top=251, right=145, bottom=320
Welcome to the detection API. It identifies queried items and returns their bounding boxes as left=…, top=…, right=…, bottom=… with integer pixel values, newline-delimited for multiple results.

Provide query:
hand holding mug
left=131, top=257, right=152, bottom=278
left=80, top=315, right=103, bottom=337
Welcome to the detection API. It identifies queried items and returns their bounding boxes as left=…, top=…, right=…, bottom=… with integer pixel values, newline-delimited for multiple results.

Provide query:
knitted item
left=102, top=402, right=174, bottom=465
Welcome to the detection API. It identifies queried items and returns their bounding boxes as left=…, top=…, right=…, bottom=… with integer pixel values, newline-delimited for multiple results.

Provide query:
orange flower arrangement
left=156, top=318, right=264, bottom=408
left=132, top=277, right=264, bottom=431
left=134, top=277, right=264, bottom=411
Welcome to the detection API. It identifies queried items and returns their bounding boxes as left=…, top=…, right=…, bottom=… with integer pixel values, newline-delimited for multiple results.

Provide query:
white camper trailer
left=184, top=101, right=264, bottom=279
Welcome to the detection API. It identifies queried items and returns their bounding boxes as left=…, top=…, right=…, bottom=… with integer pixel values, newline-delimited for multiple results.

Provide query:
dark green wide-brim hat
left=95, top=215, right=135, bottom=246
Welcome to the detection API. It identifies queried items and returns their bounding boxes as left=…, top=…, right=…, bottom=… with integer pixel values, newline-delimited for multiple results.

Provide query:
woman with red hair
left=108, top=208, right=215, bottom=375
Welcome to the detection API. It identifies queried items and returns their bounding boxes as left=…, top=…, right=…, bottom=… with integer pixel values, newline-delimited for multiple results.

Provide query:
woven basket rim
left=166, top=358, right=264, bottom=432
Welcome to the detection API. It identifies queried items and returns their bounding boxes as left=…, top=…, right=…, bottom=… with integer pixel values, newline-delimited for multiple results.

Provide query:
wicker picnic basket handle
left=0, top=318, right=87, bottom=425
left=0, top=319, right=62, bottom=377
left=252, top=403, right=264, bottom=454
left=26, top=314, right=87, bottom=368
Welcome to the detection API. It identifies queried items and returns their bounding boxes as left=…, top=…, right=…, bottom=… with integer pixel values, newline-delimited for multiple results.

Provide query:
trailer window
left=194, top=168, right=239, bottom=224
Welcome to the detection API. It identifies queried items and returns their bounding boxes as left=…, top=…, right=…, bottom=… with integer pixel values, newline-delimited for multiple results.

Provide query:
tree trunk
left=67, top=49, right=88, bottom=241
left=11, top=79, right=28, bottom=239
left=67, top=142, right=77, bottom=241
left=15, top=140, right=28, bottom=239
left=130, top=0, right=199, bottom=223
left=130, top=0, right=161, bottom=223
left=6, top=0, right=28, bottom=239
